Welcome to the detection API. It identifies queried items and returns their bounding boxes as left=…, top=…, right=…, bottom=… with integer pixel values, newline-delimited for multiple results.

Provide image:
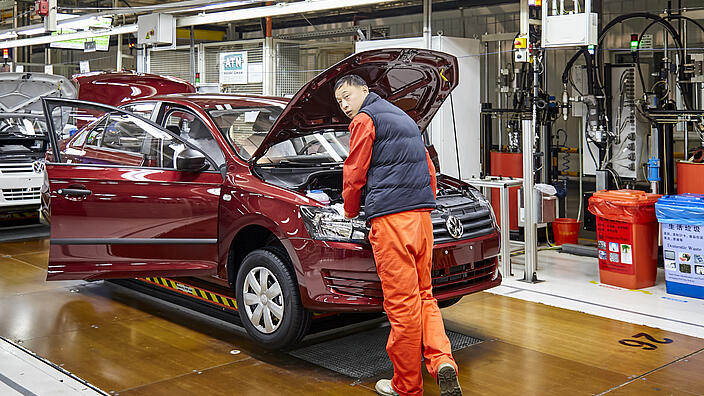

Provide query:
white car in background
left=0, top=73, right=76, bottom=214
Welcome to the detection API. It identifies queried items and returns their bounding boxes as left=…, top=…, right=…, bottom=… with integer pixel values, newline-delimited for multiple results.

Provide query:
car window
left=121, top=102, right=157, bottom=120
left=164, top=109, right=225, bottom=170
left=50, top=104, right=188, bottom=169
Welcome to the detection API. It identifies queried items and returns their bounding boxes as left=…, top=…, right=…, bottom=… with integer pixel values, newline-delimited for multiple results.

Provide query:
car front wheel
left=235, top=247, right=311, bottom=350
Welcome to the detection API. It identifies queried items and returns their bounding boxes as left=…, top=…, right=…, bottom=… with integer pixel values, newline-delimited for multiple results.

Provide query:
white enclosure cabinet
left=356, top=36, right=482, bottom=180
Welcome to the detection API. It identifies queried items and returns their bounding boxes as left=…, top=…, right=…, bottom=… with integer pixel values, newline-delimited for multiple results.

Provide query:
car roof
left=143, top=93, right=290, bottom=110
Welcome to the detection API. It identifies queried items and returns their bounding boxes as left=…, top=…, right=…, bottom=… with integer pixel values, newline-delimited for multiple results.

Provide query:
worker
left=335, top=74, right=462, bottom=396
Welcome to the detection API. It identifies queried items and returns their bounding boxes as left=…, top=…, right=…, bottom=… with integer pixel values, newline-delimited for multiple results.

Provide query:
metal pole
left=521, top=56, right=539, bottom=283
left=500, top=185, right=512, bottom=277
left=683, top=19, right=688, bottom=158
left=498, top=40, right=503, bottom=150
left=117, top=34, right=123, bottom=71
left=423, top=0, right=432, bottom=49
left=263, top=37, right=274, bottom=95
left=484, top=41, right=489, bottom=103
left=540, top=124, right=548, bottom=183
left=519, top=0, right=538, bottom=282
left=143, top=44, right=149, bottom=73
left=189, top=26, right=196, bottom=85
left=12, top=1, right=17, bottom=70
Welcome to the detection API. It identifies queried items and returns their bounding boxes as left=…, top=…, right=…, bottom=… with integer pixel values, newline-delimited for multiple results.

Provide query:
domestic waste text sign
left=662, top=223, right=704, bottom=290
left=219, top=51, right=248, bottom=84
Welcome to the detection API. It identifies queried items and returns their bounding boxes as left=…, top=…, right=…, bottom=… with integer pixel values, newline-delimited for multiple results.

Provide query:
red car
left=42, top=48, right=500, bottom=349
left=73, top=71, right=195, bottom=107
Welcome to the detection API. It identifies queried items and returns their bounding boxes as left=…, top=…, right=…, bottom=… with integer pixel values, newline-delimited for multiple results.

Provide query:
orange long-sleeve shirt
left=342, top=112, right=437, bottom=218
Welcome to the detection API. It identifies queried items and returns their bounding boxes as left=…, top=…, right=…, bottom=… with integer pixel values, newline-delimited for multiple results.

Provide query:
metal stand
left=521, top=115, right=538, bottom=282
left=466, top=177, right=523, bottom=278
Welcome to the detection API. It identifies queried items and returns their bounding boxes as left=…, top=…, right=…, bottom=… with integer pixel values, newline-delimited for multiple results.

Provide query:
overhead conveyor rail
left=0, top=0, right=397, bottom=49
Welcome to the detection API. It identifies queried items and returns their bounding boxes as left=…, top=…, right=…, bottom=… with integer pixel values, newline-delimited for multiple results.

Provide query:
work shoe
left=375, top=379, right=399, bottom=396
left=437, top=363, right=462, bottom=396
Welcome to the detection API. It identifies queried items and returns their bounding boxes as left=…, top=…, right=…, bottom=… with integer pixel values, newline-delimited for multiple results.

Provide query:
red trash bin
left=588, top=190, right=661, bottom=289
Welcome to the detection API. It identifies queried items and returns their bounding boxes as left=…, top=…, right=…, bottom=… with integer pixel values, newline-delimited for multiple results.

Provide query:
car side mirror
left=176, top=147, right=209, bottom=172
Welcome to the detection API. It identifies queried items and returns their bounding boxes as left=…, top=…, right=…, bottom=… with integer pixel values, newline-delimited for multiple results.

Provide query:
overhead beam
left=175, top=0, right=395, bottom=28
left=0, top=24, right=137, bottom=49
left=232, top=0, right=516, bottom=33
left=0, top=0, right=394, bottom=49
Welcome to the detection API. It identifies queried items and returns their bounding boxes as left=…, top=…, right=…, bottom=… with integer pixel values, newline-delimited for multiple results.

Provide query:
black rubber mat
left=289, top=325, right=482, bottom=379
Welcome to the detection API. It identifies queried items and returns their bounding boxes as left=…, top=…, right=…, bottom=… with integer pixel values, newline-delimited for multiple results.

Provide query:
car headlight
left=468, top=188, right=499, bottom=229
left=300, top=206, right=368, bottom=243
left=468, top=187, right=489, bottom=204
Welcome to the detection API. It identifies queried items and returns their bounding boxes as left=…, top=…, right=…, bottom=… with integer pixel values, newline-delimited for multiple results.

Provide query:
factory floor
left=1, top=238, right=704, bottom=396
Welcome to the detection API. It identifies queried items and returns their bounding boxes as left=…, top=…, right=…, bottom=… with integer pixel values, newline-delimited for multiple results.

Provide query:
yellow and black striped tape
left=137, top=277, right=339, bottom=319
left=139, top=277, right=238, bottom=311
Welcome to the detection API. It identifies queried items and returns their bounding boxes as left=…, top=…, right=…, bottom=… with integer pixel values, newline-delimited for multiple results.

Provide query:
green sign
left=50, top=18, right=112, bottom=51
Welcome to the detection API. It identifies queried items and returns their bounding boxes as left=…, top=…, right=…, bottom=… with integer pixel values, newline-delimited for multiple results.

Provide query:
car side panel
left=47, top=164, right=222, bottom=280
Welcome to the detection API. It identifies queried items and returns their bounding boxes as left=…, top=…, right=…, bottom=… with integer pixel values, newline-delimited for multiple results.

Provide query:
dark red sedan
left=41, top=48, right=501, bottom=349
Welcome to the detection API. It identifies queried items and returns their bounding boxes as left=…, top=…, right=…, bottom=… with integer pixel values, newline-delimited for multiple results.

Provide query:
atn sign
left=219, top=51, right=248, bottom=85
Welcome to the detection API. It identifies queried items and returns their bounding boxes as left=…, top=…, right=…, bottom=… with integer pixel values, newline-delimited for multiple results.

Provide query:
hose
left=634, top=17, right=691, bottom=110
left=561, top=12, right=684, bottom=98
left=577, top=121, right=583, bottom=222
left=545, top=225, right=555, bottom=247
left=510, top=245, right=562, bottom=257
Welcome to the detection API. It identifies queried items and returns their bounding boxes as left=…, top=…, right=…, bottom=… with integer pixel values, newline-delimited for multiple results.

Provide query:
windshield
left=262, top=130, right=350, bottom=165
left=0, top=115, right=50, bottom=158
left=208, top=106, right=351, bottom=164
left=207, top=106, right=283, bottom=160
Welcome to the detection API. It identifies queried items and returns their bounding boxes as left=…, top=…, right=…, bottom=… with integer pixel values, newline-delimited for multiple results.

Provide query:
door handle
left=57, top=188, right=92, bottom=197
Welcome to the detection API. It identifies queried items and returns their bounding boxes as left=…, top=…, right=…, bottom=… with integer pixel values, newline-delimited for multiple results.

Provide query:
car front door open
left=41, top=98, right=222, bottom=281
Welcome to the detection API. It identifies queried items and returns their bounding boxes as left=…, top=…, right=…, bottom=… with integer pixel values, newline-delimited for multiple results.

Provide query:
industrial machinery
left=561, top=9, right=704, bottom=200
left=482, top=1, right=704, bottom=234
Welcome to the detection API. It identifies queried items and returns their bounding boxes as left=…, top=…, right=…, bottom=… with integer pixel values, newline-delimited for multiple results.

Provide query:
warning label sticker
left=620, top=244, right=633, bottom=264
left=596, top=219, right=634, bottom=275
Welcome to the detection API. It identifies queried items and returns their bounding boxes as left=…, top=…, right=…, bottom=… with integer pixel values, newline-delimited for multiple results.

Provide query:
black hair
left=334, top=74, right=367, bottom=92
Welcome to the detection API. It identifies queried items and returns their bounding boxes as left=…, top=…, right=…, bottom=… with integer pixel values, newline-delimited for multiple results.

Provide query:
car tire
left=235, top=246, right=311, bottom=350
left=438, top=296, right=462, bottom=309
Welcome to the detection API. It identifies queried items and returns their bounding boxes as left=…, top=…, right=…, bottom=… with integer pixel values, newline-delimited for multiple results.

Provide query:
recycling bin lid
left=591, top=189, right=661, bottom=207
left=656, top=193, right=704, bottom=224
left=589, top=189, right=661, bottom=223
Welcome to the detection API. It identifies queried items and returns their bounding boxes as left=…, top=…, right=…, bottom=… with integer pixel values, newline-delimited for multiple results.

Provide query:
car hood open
left=0, top=73, right=77, bottom=114
left=250, top=48, right=458, bottom=163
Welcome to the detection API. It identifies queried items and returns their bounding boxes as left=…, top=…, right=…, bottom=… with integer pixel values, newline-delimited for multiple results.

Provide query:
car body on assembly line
left=0, top=73, right=76, bottom=215
left=41, top=48, right=501, bottom=350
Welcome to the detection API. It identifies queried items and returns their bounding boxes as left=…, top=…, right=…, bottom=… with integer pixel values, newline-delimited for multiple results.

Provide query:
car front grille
left=0, top=163, right=34, bottom=174
left=432, top=200, right=495, bottom=244
left=3, top=187, right=41, bottom=201
left=431, top=257, right=496, bottom=294
left=323, top=256, right=497, bottom=300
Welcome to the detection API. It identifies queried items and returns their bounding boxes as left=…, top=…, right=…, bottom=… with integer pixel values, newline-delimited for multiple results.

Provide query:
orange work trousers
left=369, top=209, right=457, bottom=396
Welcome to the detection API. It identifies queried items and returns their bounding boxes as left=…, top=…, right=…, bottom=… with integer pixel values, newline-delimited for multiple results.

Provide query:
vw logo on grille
left=32, top=160, right=45, bottom=174
left=445, top=215, right=464, bottom=240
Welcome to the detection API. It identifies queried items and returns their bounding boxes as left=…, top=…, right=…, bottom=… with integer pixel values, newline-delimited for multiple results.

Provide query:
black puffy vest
left=359, top=92, right=436, bottom=219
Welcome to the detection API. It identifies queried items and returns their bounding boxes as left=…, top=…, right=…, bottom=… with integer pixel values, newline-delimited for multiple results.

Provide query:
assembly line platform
left=1, top=238, right=703, bottom=395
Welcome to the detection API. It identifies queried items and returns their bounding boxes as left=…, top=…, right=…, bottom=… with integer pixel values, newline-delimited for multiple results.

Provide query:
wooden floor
left=1, top=238, right=703, bottom=395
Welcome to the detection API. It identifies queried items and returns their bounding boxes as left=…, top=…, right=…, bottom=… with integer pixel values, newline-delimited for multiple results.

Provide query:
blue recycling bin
left=655, top=194, right=704, bottom=299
